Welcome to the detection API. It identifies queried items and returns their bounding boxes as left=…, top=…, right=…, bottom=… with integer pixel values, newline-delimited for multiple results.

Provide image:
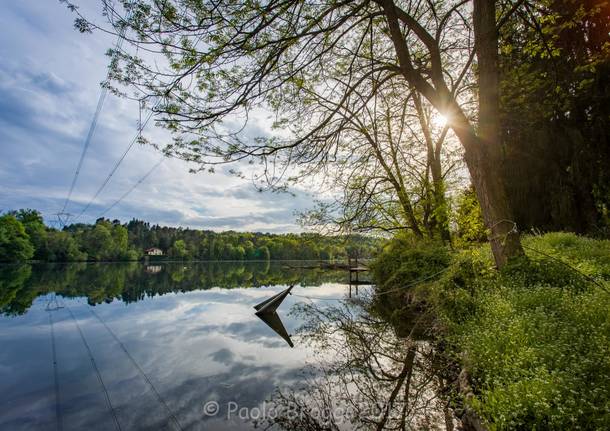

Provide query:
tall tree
left=471, top=0, right=524, bottom=264
left=299, top=86, right=459, bottom=239
left=11, top=209, right=47, bottom=259
left=378, top=0, right=523, bottom=265
left=67, top=0, right=527, bottom=266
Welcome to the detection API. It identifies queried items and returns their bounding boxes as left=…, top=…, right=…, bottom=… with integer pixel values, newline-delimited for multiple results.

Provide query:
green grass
left=372, top=232, right=610, bottom=430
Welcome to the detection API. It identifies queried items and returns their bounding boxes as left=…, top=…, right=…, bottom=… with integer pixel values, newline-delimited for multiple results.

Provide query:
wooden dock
left=348, top=257, right=369, bottom=285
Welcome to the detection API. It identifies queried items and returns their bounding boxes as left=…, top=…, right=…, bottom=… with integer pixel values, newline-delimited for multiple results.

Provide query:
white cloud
left=0, top=0, right=315, bottom=232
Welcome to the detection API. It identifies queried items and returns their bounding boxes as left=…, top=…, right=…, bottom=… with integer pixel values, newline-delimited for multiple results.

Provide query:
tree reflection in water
left=0, top=261, right=348, bottom=315
left=258, top=296, right=458, bottom=430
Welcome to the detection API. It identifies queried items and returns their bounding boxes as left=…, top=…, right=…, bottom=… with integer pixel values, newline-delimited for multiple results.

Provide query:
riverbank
left=371, top=232, right=610, bottom=429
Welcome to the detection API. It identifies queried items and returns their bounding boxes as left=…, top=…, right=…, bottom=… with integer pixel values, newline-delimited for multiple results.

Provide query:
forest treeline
left=0, top=209, right=378, bottom=262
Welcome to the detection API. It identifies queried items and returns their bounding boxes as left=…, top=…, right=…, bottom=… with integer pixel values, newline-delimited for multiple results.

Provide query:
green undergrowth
left=369, top=235, right=451, bottom=335
left=371, top=232, right=610, bottom=430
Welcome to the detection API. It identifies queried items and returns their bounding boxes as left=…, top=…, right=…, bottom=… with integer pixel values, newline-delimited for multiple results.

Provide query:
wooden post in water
left=348, top=256, right=353, bottom=284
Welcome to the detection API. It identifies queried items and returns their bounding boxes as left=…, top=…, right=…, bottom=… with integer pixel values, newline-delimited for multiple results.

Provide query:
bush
left=453, top=187, right=489, bottom=245
left=369, top=234, right=451, bottom=335
left=370, top=234, right=451, bottom=293
left=372, top=232, right=610, bottom=428
left=428, top=247, right=497, bottom=328
left=0, top=215, right=34, bottom=262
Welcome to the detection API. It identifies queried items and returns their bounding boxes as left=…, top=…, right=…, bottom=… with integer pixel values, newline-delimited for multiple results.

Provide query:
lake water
left=0, top=262, right=453, bottom=430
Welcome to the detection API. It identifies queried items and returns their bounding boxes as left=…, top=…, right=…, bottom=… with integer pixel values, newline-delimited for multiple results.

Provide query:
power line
left=51, top=214, right=71, bottom=229
left=97, top=157, right=165, bottom=220
left=59, top=86, right=108, bottom=217
left=63, top=11, right=192, bottom=226
left=47, top=308, right=64, bottom=431
left=88, top=307, right=183, bottom=431
left=66, top=306, right=122, bottom=431
left=59, top=37, right=126, bottom=225
left=70, top=101, right=160, bottom=224
left=64, top=23, right=200, bottom=225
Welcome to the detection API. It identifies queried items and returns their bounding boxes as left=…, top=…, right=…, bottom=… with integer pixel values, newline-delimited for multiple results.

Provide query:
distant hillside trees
left=0, top=210, right=379, bottom=262
left=77, top=220, right=137, bottom=261
left=45, top=231, right=85, bottom=261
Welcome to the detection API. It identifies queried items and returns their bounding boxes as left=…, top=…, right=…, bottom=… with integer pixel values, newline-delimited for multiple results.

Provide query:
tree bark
left=470, top=0, right=523, bottom=267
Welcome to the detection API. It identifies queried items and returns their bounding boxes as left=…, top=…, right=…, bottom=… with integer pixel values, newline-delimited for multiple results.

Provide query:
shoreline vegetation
left=371, top=232, right=610, bottom=429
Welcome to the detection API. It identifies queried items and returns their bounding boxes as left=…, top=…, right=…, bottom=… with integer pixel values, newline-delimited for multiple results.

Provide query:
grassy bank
left=371, top=232, right=610, bottom=429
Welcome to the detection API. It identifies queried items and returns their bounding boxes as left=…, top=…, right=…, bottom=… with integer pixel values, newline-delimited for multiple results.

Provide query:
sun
left=431, top=112, right=449, bottom=128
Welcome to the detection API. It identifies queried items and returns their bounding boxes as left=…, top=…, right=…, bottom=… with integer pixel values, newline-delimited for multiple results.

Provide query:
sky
left=0, top=1, right=315, bottom=233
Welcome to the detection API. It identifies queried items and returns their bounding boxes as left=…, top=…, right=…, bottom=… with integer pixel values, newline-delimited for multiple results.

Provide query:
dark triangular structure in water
left=256, top=311, right=294, bottom=348
left=254, top=285, right=294, bottom=347
left=254, top=285, right=294, bottom=313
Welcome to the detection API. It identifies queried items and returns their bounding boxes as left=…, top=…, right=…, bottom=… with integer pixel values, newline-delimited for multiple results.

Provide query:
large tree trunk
left=463, top=132, right=523, bottom=267
left=470, top=0, right=523, bottom=267
left=381, top=0, right=523, bottom=267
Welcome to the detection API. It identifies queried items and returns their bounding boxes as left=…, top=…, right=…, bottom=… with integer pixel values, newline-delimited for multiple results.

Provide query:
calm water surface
left=0, top=262, right=453, bottom=430
left=0, top=262, right=369, bottom=430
